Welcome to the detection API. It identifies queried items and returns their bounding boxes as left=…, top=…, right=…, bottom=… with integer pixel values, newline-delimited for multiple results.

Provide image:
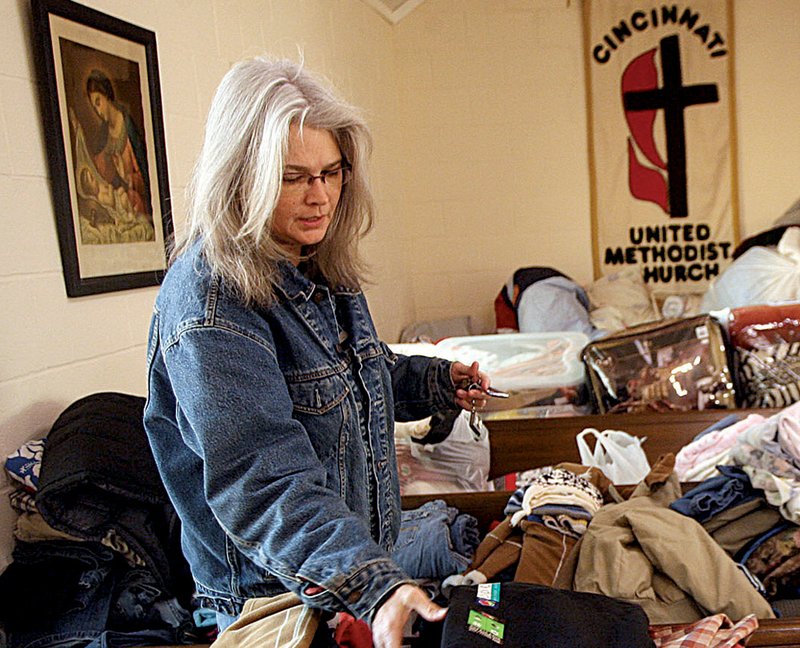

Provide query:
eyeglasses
left=281, top=166, right=352, bottom=193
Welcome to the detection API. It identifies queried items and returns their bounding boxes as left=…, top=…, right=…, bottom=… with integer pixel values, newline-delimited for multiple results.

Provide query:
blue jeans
left=3, top=540, right=189, bottom=648
left=4, top=541, right=115, bottom=647
left=215, top=611, right=238, bottom=633
left=392, top=500, right=478, bottom=580
left=669, top=465, right=757, bottom=522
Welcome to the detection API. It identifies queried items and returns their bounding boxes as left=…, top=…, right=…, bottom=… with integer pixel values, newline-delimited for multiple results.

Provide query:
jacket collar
left=274, top=260, right=361, bottom=301
left=274, top=260, right=316, bottom=302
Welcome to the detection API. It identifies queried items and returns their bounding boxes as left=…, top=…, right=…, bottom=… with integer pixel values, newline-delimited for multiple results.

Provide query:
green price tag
left=467, top=609, right=505, bottom=645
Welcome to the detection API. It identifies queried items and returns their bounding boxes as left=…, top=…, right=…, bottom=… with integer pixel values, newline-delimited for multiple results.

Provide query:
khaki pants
left=211, top=593, right=320, bottom=647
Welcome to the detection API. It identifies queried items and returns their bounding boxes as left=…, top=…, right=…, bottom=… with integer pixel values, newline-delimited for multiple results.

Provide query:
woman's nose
left=304, top=177, right=330, bottom=204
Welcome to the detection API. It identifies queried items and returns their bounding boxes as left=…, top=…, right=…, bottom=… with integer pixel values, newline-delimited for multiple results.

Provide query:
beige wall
left=394, top=0, right=800, bottom=330
left=394, top=2, right=592, bottom=330
left=0, top=0, right=798, bottom=568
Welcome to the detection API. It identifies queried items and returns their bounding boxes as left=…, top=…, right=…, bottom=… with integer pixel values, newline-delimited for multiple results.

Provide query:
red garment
left=494, top=289, right=518, bottom=332
left=649, top=613, right=759, bottom=648
left=334, top=612, right=373, bottom=648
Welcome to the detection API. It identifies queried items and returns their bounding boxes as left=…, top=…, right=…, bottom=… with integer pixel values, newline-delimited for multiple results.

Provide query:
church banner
left=584, top=0, right=739, bottom=300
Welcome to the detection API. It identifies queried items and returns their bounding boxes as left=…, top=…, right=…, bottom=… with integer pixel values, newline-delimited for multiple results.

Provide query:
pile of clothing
left=429, top=448, right=785, bottom=647
left=0, top=392, right=208, bottom=647
left=676, top=401, right=800, bottom=531
left=443, top=466, right=605, bottom=588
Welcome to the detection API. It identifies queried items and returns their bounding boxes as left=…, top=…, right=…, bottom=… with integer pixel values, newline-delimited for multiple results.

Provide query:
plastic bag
left=702, top=227, right=800, bottom=312
left=395, top=411, right=492, bottom=495
left=581, top=315, right=736, bottom=413
left=576, top=428, right=650, bottom=484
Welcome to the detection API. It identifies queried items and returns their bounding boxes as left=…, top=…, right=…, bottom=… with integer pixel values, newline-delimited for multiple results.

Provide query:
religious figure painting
left=31, top=0, right=172, bottom=297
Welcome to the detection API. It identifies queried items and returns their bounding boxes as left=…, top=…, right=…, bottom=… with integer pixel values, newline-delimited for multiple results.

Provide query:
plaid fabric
left=649, top=613, right=759, bottom=648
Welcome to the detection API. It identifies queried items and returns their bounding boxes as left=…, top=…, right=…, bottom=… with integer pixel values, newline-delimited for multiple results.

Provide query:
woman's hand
left=371, top=584, right=447, bottom=648
left=451, top=360, right=490, bottom=411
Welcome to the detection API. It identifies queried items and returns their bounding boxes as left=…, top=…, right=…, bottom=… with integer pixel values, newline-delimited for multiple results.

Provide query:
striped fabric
left=211, top=593, right=320, bottom=648
left=737, top=342, right=800, bottom=408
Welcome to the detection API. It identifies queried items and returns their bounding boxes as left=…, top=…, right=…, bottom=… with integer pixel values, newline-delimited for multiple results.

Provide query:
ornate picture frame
left=31, top=0, right=172, bottom=297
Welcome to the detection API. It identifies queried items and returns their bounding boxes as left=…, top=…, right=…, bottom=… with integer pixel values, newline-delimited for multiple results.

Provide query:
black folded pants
left=440, top=583, right=654, bottom=648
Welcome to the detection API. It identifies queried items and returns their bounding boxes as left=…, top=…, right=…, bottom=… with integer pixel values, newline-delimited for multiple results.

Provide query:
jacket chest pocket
left=286, top=373, right=350, bottom=415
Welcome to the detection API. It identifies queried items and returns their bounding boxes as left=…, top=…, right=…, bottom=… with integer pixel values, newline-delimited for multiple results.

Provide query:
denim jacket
left=144, top=242, right=457, bottom=620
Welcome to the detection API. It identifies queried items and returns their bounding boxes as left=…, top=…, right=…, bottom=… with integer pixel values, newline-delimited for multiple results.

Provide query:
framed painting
left=30, top=0, right=172, bottom=297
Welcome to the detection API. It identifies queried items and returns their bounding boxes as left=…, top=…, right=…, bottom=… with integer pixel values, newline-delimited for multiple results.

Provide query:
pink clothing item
left=649, top=613, right=758, bottom=648
left=675, top=415, right=765, bottom=479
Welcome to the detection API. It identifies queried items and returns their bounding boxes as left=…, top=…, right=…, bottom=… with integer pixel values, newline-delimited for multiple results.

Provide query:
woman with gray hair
left=143, top=57, right=490, bottom=647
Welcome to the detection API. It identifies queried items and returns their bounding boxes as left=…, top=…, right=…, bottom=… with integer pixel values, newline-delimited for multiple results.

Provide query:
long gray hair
left=174, top=57, right=375, bottom=305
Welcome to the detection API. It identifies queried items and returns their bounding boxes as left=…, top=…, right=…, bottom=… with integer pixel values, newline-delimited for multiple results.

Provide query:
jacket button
left=347, top=590, right=362, bottom=604
left=313, top=291, right=324, bottom=303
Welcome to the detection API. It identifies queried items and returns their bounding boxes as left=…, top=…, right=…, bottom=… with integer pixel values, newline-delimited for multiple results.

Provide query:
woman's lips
left=298, top=215, right=326, bottom=227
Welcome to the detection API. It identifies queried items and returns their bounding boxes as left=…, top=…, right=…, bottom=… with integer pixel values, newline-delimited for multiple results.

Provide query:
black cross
left=623, top=34, right=718, bottom=217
